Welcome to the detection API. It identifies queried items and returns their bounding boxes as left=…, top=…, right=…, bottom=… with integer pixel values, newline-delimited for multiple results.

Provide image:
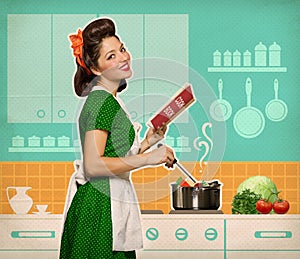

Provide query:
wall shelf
left=173, top=147, right=191, bottom=153
left=8, top=147, right=80, bottom=153
left=208, top=67, right=287, bottom=72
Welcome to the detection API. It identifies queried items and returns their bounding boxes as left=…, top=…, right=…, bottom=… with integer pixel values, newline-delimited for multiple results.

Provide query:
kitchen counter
left=139, top=214, right=300, bottom=259
left=0, top=214, right=299, bottom=259
left=0, top=214, right=63, bottom=259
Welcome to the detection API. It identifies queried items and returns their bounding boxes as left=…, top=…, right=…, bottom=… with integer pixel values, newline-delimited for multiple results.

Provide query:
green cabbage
left=237, top=176, right=278, bottom=203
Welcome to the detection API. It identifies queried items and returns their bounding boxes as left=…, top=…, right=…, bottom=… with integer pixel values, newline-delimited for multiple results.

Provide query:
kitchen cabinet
left=7, top=14, right=188, bottom=124
left=138, top=214, right=300, bottom=259
left=0, top=214, right=299, bottom=259
left=0, top=215, right=62, bottom=258
left=226, top=216, right=300, bottom=254
left=107, top=14, right=189, bottom=124
left=52, top=14, right=96, bottom=123
left=144, top=14, right=189, bottom=124
left=7, top=14, right=95, bottom=123
left=7, top=14, right=52, bottom=123
left=103, top=14, right=145, bottom=122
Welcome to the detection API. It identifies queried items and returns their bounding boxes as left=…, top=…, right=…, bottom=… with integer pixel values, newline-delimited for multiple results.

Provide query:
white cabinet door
left=226, top=218, right=300, bottom=251
left=7, top=14, right=189, bottom=124
left=7, top=14, right=97, bottom=123
left=144, top=14, right=189, bottom=124
left=52, top=14, right=96, bottom=123
left=8, top=14, right=52, bottom=123
left=103, top=14, right=144, bottom=123
left=0, top=217, right=62, bottom=250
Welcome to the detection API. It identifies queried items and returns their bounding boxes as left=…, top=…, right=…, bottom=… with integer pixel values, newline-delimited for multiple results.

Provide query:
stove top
left=140, top=210, right=223, bottom=214
left=169, top=210, right=223, bottom=214
left=141, top=210, right=164, bottom=214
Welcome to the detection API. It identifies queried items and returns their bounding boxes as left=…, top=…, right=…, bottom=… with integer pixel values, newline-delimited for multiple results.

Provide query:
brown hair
left=73, top=18, right=127, bottom=96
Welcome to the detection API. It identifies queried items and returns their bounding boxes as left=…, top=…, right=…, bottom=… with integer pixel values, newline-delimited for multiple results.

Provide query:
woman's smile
left=95, top=36, right=132, bottom=81
left=119, top=61, right=130, bottom=72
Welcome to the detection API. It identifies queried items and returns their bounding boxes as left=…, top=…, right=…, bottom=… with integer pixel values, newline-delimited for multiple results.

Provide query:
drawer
left=226, top=217, right=300, bottom=250
left=0, top=218, right=63, bottom=250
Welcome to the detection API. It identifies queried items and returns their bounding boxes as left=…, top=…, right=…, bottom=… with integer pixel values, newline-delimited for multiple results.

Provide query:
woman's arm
left=83, top=129, right=174, bottom=178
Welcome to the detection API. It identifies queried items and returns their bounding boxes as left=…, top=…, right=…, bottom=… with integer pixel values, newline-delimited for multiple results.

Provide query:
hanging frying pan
left=209, top=79, right=232, bottom=121
left=265, top=79, right=288, bottom=122
left=233, top=77, right=265, bottom=138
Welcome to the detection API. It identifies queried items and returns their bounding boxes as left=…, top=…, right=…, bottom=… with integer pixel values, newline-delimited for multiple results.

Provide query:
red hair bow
left=69, top=29, right=91, bottom=75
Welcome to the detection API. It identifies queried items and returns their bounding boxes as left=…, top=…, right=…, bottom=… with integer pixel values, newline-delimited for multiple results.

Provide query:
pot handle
left=192, top=188, right=200, bottom=196
left=6, top=187, right=16, bottom=202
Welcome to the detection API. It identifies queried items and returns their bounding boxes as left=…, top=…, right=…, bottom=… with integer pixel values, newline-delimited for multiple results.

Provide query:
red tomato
left=180, top=180, right=191, bottom=187
left=194, top=182, right=202, bottom=188
left=273, top=200, right=290, bottom=214
left=256, top=199, right=273, bottom=214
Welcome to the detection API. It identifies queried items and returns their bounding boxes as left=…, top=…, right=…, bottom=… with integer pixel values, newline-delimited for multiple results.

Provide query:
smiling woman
left=89, top=37, right=132, bottom=87
left=60, top=17, right=175, bottom=259
left=70, top=18, right=129, bottom=96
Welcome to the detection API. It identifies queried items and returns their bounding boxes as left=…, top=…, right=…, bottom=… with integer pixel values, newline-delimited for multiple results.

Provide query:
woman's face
left=96, top=36, right=132, bottom=81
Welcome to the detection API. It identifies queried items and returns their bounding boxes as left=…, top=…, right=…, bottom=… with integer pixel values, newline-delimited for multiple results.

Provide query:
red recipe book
left=149, top=83, right=196, bottom=129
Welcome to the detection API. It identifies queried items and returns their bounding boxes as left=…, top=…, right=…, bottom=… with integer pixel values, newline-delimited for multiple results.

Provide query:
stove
left=138, top=214, right=300, bottom=259
left=141, top=210, right=164, bottom=214
left=141, top=210, right=223, bottom=214
left=169, top=209, right=223, bottom=214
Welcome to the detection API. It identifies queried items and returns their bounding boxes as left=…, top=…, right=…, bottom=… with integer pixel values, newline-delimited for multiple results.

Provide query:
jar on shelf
left=176, top=136, right=189, bottom=147
left=43, top=136, right=55, bottom=147
left=165, top=136, right=175, bottom=147
left=243, top=50, right=252, bottom=66
left=233, top=50, right=241, bottom=66
left=28, top=136, right=41, bottom=147
left=213, top=50, right=222, bottom=66
left=12, top=135, right=24, bottom=147
left=58, top=136, right=70, bottom=147
left=255, top=42, right=267, bottom=66
left=269, top=42, right=281, bottom=66
left=223, top=50, right=232, bottom=66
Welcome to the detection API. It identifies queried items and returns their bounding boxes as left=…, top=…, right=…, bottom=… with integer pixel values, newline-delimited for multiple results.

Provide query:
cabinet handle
left=57, top=109, right=66, bottom=118
left=36, top=109, right=46, bottom=119
left=11, top=231, right=55, bottom=238
left=254, top=231, right=292, bottom=238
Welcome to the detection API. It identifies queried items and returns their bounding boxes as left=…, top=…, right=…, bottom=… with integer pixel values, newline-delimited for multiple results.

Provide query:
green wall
left=0, top=0, right=299, bottom=161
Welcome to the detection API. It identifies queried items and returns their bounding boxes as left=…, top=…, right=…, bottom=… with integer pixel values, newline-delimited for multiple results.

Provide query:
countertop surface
left=0, top=214, right=299, bottom=219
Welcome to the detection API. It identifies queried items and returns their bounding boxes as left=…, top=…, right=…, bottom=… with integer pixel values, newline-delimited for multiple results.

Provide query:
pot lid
left=43, top=135, right=55, bottom=140
left=28, top=135, right=40, bottom=140
left=12, top=135, right=24, bottom=140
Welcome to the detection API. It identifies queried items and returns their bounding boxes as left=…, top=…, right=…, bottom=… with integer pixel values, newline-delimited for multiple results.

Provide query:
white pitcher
left=6, top=187, right=33, bottom=214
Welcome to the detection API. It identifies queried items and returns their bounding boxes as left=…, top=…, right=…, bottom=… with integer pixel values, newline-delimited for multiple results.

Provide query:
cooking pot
left=170, top=180, right=222, bottom=210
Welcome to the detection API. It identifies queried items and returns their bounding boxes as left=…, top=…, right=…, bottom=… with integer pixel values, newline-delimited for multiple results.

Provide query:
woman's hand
left=139, top=123, right=167, bottom=153
left=146, top=144, right=175, bottom=168
left=146, top=123, right=167, bottom=146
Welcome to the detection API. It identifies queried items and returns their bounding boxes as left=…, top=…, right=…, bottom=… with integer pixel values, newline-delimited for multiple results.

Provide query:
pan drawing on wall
left=265, top=79, right=288, bottom=122
left=209, top=79, right=232, bottom=121
left=207, top=41, right=289, bottom=140
left=233, top=77, right=265, bottom=139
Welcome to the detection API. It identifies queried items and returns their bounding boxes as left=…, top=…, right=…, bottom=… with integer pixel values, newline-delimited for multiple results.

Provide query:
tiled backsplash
left=0, top=162, right=299, bottom=214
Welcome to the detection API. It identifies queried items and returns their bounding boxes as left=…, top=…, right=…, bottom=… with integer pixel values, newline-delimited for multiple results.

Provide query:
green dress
left=60, top=89, right=137, bottom=259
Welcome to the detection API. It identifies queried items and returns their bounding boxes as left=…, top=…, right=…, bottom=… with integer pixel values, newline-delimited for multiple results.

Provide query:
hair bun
left=85, top=18, right=116, bottom=39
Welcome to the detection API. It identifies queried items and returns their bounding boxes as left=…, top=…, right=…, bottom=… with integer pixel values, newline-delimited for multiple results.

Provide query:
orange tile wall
left=0, top=162, right=299, bottom=214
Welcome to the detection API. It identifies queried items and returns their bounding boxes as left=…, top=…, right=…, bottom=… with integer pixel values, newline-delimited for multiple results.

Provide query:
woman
left=60, top=18, right=175, bottom=258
